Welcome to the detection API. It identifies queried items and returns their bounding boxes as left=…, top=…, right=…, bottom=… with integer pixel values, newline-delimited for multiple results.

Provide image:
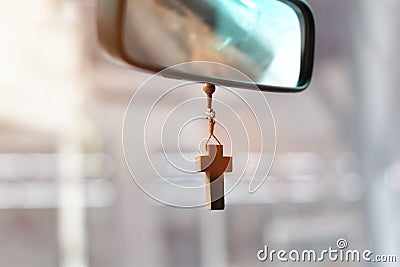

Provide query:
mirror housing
left=98, top=0, right=315, bottom=92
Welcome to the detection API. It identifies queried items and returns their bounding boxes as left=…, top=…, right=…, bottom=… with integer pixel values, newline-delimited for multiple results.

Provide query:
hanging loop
left=205, top=119, right=222, bottom=149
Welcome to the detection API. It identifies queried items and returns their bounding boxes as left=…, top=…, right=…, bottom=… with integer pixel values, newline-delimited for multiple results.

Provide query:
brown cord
left=203, top=83, right=221, bottom=150
left=205, top=119, right=221, bottom=150
left=206, top=94, right=212, bottom=109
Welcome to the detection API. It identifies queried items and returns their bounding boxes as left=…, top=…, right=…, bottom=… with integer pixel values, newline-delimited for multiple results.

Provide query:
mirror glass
left=123, top=0, right=302, bottom=88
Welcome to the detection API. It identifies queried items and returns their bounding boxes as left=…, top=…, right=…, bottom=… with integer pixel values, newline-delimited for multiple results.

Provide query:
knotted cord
left=205, top=119, right=222, bottom=148
left=203, top=83, right=221, bottom=150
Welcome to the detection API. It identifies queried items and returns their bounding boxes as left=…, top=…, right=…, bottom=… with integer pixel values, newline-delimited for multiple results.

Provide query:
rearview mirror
left=98, top=0, right=315, bottom=92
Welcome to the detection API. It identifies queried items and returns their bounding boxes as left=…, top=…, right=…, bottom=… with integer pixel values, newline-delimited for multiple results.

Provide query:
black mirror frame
left=97, top=0, right=315, bottom=93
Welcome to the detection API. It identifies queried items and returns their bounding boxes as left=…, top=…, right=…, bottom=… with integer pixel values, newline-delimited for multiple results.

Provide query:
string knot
left=203, top=83, right=221, bottom=149
left=206, top=108, right=215, bottom=120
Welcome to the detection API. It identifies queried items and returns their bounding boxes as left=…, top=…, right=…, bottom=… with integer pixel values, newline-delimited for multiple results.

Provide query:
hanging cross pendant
left=196, top=84, right=233, bottom=210
left=196, top=144, right=232, bottom=210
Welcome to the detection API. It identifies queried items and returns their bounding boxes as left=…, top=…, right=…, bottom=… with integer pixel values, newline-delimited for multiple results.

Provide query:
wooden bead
left=203, top=83, right=216, bottom=95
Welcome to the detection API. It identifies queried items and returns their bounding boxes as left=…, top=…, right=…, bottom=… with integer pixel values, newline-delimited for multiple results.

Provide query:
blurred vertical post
left=56, top=1, right=90, bottom=267
left=352, top=0, right=399, bottom=261
left=58, top=138, right=87, bottom=267
left=0, top=0, right=91, bottom=265
left=199, top=213, right=228, bottom=267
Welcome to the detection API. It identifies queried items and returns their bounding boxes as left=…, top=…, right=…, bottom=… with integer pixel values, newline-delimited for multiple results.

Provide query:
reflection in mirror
left=124, top=0, right=302, bottom=87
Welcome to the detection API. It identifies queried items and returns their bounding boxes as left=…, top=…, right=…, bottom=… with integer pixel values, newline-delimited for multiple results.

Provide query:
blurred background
left=0, top=0, right=399, bottom=266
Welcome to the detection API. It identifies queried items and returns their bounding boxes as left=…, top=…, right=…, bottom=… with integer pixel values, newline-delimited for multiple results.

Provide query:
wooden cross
left=196, top=144, right=232, bottom=210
